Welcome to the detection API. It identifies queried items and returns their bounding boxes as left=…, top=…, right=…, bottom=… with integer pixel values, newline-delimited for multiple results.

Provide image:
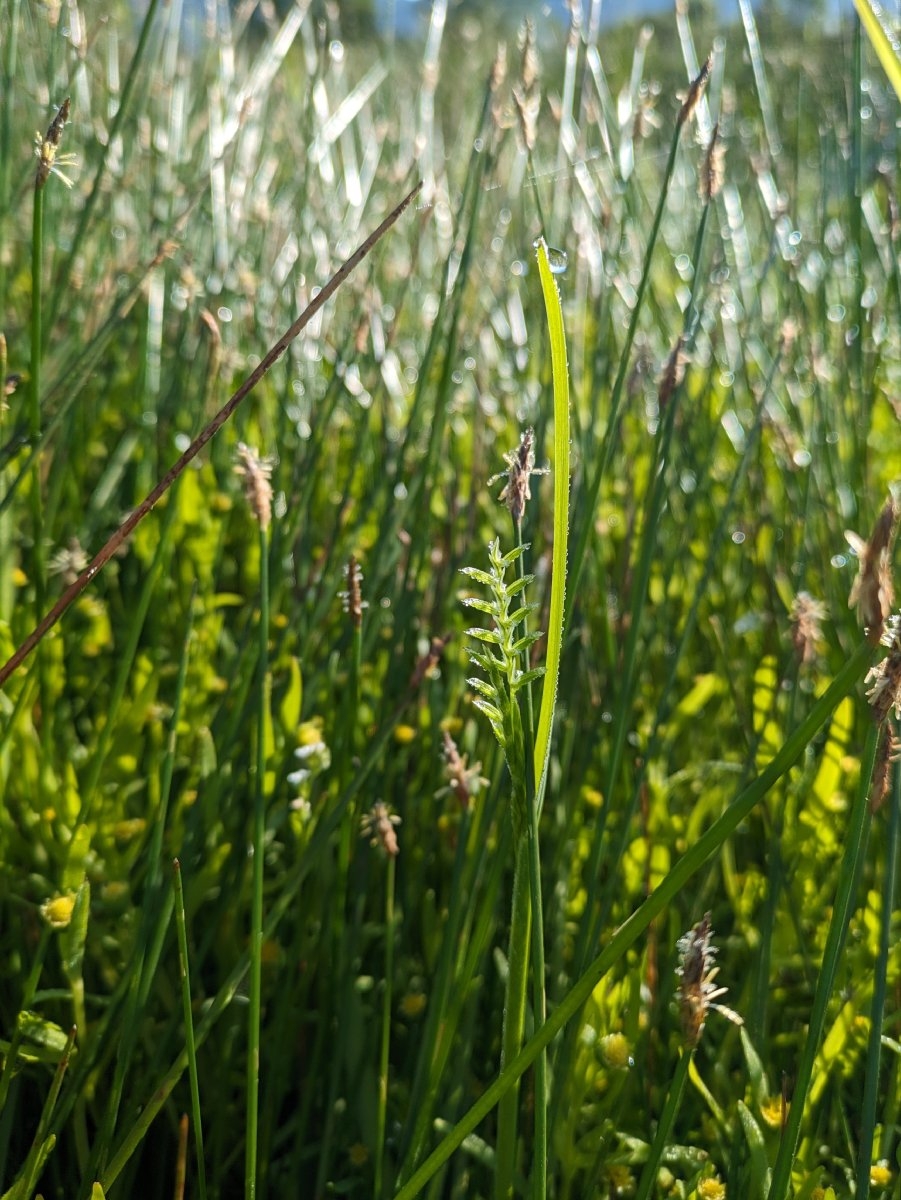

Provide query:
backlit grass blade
left=853, top=0, right=901, bottom=99
left=532, top=239, right=570, bottom=807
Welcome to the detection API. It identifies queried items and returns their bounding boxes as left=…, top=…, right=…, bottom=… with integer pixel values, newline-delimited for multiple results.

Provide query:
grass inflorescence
left=1, top=3, right=900, bottom=1199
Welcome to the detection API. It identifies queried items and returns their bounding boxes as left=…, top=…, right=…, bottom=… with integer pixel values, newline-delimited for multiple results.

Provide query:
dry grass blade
left=0, top=180, right=423, bottom=691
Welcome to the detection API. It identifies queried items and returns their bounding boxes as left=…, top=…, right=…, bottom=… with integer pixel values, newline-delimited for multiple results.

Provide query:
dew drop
left=532, top=240, right=568, bottom=274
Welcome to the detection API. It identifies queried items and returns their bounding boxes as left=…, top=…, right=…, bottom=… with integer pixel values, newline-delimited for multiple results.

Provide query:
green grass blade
left=532, top=239, right=570, bottom=807
left=853, top=0, right=901, bottom=99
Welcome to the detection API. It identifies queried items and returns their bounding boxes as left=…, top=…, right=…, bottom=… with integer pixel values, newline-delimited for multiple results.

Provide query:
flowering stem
left=29, top=171, right=47, bottom=736
left=856, top=719, right=900, bottom=1199
left=245, top=523, right=270, bottom=1200
left=513, top=527, right=548, bottom=1200
left=634, top=1048, right=692, bottom=1200
left=173, top=860, right=208, bottom=1200
left=496, top=836, right=531, bottom=1200
left=375, top=853, right=397, bottom=1200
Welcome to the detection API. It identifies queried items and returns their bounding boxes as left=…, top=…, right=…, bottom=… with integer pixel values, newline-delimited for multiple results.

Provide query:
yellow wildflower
left=41, top=894, right=75, bottom=929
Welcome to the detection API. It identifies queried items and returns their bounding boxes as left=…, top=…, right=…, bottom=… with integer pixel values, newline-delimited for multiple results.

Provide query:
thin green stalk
left=634, top=1048, right=692, bottom=1200
left=855, top=722, right=899, bottom=1199
left=524, top=796, right=547, bottom=1200
left=29, top=170, right=47, bottom=731
left=173, top=860, right=208, bottom=1200
left=767, top=718, right=878, bottom=1200
left=393, top=640, right=872, bottom=1200
left=245, top=523, right=270, bottom=1200
left=495, top=836, right=531, bottom=1200
left=375, top=854, right=397, bottom=1200
left=0, top=0, right=21, bottom=317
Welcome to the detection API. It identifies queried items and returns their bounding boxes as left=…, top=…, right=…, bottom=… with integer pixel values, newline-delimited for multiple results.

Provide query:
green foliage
left=0, top=1, right=899, bottom=1198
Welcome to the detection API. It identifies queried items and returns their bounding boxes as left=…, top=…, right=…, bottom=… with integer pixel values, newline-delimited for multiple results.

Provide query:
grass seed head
left=676, top=913, right=741, bottom=1048
left=340, top=555, right=366, bottom=630
left=488, top=427, right=549, bottom=526
left=440, top=730, right=488, bottom=811
left=678, top=54, right=712, bottom=129
left=234, top=442, right=275, bottom=531
left=361, top=801, right=401, bottom=857
left=865, top=615, right=901, bottom=725
left=869, top=723, right=899, bottom=813
left=519, top=19, right=539, bottom=94
left=847, top=494, right=898, bottom=642
left=658, top=335, right=689, bottom=411
left=35, top=97, right=76, bottom=189
left=790, top=591, right=827, bottom=667
left=700, top=122, right=726, bottom=203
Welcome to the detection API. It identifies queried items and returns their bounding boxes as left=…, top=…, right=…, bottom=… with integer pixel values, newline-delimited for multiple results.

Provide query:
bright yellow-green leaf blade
left=532, top=239, right=570, bottom=801
left=854, top=0, right=901, bottom=99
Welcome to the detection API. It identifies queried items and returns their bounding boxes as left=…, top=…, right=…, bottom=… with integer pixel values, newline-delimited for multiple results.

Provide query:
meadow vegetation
left=0, top=1, right=900, bottom=1198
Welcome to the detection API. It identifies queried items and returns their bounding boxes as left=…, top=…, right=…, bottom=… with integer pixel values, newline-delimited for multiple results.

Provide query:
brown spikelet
left=790, top=591, right=827, bottom=667
left=678, top=54, right=712, bottom=129
left=520, top=19, right=539, bottom=93
left=675, top=913, right=742, bottom=1048
left=441, top=730, right=488, bottom=812
left=409, top=633, right=452, bottom=692
left=488, top=427, right=550, bottom=525
left=512, top=86, right=540, bottom=152
left=699, top=122, right=726, bottom=203
left=35, top=97, right=73, bottom=189
left=234, top=442, right=275, bottom=531
left=340, top=555, right=366, bottom=630
left=490, top=41, right=507, bottom=94
left=865, top=616, right=901, bottom=724
left=658, top=335, right=689, bottom=411
left=846, top=495, right=898, bottom=642
left=869, top=724, right=899, bottom=813
left=361, top=801, right=401, bottom=857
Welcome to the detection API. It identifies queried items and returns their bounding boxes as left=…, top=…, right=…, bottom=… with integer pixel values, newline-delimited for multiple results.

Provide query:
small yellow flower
left=400, top=992, right=427, bottom=1018
left=871, top=1161, right=892, bottom=1188
left=41, top=894, right=75, bottom=929
left=698, top=1177, right=726, bottom=1200
left=759, top=1095, right=784, bottom=1128
left=600, top=1032, right=631, bottom=1070
left=348, top=1142, right=369, bottom=1167
left=394, top=723, right=417, bottom=744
